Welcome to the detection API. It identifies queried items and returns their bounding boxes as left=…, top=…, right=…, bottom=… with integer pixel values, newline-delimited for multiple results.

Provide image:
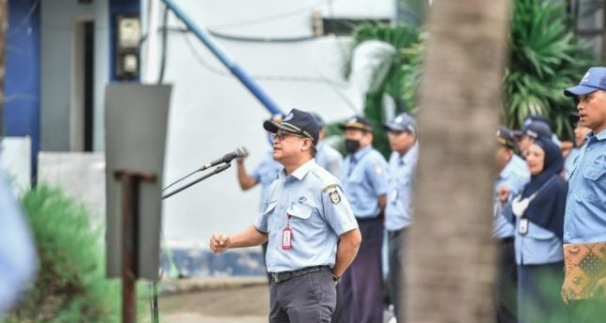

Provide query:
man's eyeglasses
left=272, top=132, right=305, bottom=141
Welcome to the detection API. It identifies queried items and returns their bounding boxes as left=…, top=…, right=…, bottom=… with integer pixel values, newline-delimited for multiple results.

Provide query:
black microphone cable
left=162, top=168, right=200, bottom=192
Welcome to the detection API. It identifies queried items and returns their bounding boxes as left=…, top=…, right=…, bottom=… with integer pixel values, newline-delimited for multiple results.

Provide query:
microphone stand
left=148, top=162, right=233, bottom=323
left=162, top=162, right=232, bottom=199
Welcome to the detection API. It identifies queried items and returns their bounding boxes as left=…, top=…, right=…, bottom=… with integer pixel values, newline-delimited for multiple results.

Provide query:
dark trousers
left=567, top=299, right=606, bottom=323
left=495, top=238, right=517, bottom=323
left=388, top=228, right=407, bottom=323
left=269, top=270, right=336, bottom=323
left=332, top=217, right=383, bottom=323
left=518, top=262, right=566, bottom=323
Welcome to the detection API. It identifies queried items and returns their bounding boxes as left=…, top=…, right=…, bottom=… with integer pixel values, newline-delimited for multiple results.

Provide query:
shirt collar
left=399, top=142, right=419, bottom=165
left=352, top=145, right=372, bottom=160
left=280, top=159, right=317, bottom=181
left=499, top=154, right=523, bottom=179
left=592, top=128, right=606, bottom=141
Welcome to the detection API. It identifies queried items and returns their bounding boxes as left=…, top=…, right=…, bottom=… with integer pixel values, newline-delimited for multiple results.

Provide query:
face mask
left=344, top=139, right=361, bottom=154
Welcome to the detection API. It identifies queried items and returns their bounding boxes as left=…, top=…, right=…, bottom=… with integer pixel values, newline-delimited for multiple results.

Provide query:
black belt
left=500, top=237, right=514, bottom=244
left=355, top=215, right=383, bottom=223
left=269, top=265, right=331, bottom=283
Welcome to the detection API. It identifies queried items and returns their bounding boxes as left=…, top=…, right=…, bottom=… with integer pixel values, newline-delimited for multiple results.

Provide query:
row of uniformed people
left=221, top=66, right=606, bottom=323
left=333, top=113, right=418, bottom=323
left=494, top=66, right=606, bottom=323
left=235, top=111, right=418, bottom=323
left=494, top=125, right=567, bottom=323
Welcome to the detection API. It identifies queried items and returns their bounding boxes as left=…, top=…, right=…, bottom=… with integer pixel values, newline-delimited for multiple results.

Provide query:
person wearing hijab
left=504, top=136, right=568, bottom=323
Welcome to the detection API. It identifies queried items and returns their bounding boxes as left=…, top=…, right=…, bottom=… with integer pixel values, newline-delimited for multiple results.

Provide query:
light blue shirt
left=514, top=220, right=564, bottom=265
left=255, top=159, right=358, bottom=273
left=0, top=172, right=37, bottom=315
left=493, top=155, right=530, bottom=238
left=564, top=147, right=581, bottom=180
left=385, top=143, right=419, bottom=231
left=315, top=141, right=343, bottom=177
left=341, top=146, right=389, bottom=218
left=252, top=151, right=283, bottom=211
left=564, top=129, right=606, bottom=244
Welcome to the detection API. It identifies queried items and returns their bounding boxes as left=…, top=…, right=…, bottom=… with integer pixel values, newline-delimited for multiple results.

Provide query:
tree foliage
left=505, top=0, right=594, bottom=139
left=342, top=0, right=595, bottom=145
left=343, top=24, right=424, bottom=157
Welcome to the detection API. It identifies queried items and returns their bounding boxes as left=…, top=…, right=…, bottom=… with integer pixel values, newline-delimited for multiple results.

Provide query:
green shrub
left=3, top=186, right=120, bottom=323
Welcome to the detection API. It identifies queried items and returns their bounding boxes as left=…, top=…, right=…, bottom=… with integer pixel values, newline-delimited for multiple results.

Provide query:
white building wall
left=147, top=0, right=394, bottom=246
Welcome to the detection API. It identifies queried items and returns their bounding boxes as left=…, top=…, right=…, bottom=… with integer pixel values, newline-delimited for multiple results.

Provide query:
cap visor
left=564, top=85, right=598, bottom=97
left=263, top=120, right=280, bottom=133
left=339, top=124, right=372, bottom=132
left=383, top=122, right=405, bottom=131
left=511, top=130, right=523, bottom=138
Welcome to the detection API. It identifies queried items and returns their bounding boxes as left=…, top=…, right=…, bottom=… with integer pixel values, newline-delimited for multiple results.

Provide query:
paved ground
left=156, top=284, right=269, bottom=323
left=147, top=278, right=395, bottom=323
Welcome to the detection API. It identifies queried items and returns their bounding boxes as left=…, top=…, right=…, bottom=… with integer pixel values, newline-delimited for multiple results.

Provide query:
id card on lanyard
left=518, top=218, right=529, bottom=236
left=282, top=213, right=293, bottom=250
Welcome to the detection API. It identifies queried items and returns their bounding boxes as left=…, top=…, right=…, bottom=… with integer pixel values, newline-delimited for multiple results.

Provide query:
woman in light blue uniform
left=505, top=136, right=568, bottom=323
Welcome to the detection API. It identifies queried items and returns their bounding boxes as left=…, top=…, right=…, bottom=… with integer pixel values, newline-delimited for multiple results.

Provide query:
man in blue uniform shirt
left=311, top=112, right=343, bottom=177
left=564, top=113, right=591, bottom=180
left=236, top=114, right=284, bottom=281
left=561, top=66, right=606, bottom=322
left=211, top=109, right=361, bottom=323
left=493, top=126, right=530, bottom=323
left=333, top=116, right=389, bottom=323
left=383, top=112, right=419, bottom=323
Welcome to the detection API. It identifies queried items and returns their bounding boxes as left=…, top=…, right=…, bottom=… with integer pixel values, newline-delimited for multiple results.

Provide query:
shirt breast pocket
left=582, top=166, right=606, bottom=201
left=288, top=203, right=313, bottom=221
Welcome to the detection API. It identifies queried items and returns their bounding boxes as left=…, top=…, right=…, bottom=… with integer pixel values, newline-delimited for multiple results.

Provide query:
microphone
left=199, top=147, right=249, bottom=171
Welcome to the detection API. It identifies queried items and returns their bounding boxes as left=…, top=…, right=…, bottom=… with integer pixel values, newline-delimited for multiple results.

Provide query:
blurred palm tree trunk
left=407, top=1, right=511, bottom=322
left=0, top=0, right=7, bottom=135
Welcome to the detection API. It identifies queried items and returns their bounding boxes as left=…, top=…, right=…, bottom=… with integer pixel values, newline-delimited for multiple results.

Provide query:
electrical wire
left=157, top=4, right=170, bottom=84
left=207, top=29, right=317, bottom=43
left=207, top=0, right=342, bottom=29
left=8, top=0, right=40, bottom=37
left=182, top=31, right=349, bottom=87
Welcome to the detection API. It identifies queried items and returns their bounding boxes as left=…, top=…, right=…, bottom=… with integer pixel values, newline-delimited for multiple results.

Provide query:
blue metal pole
left=160, top=0, right=283, bottom=116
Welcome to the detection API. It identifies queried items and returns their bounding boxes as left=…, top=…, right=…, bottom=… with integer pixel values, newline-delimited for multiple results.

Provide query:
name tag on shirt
left=518, top=218, right=529, bottom=236
left=282, top=227, right=293, bottom=250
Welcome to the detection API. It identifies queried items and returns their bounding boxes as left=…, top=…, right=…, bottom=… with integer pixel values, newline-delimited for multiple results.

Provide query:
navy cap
left=497, top=126, right=516, bottom=149
left=564, top=67, right=606, bottom=97
left=263, top=109, right=319, bottom=146
left=523, top=115, right=550, bottom=127
left=311, top=112, right=325, bottom=129
left=339, top=116, right=373, bottom=132
left=383, top=112, right=417, bottom=133
left=522, top=121, right=552, bottom=139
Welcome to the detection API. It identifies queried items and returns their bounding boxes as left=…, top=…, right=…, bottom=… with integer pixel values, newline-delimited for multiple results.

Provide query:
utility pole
left=0, top=0, right=8, bottom=136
